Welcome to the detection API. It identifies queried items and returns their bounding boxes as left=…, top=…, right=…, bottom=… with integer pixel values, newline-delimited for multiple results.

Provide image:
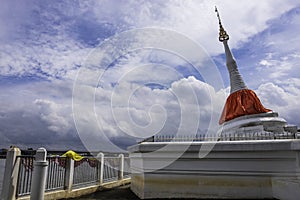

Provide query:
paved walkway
left=72, top=184, right=241, bottom=200
left=71, top=184, right=139, bottom=200
left=72, top=184, right=271, bottom=200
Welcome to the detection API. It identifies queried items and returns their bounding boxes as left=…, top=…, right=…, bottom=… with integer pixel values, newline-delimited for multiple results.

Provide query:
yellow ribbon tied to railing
left=61, top=150, right=84, bottom=161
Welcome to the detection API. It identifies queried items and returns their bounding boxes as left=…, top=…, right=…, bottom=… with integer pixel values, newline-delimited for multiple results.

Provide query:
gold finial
left=215, top=6, right=229, bottom=42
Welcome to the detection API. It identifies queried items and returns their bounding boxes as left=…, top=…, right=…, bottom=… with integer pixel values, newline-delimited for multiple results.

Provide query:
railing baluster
left=16, top=157, right=23, bottom=197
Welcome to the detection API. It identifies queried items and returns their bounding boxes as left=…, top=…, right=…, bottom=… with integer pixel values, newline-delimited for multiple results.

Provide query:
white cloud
left=238, top=6, right=300, bottom=88
left=0, top=36, right=90, bottom=80
left=256, top=83, right=288, bottom=106
left=257, top=57, right=293, bottom=79
left=69, top=73, right=227, bottom=151
left=3, top=70, right=300, bottom=151
left=256, top=80, right=300, bottom=126
left=0, top=80, right=86, bottom=149
left=92, top=76, right=225, bottom=139
left=34, top=99, right=72, bottom=134
left=111, top=0, right=298, bottom=53
left=1, top=0, right=299, bottom=80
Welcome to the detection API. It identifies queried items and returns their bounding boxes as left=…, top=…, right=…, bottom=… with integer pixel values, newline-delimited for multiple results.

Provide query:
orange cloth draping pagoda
left=219, top=89, right=271, bottom=124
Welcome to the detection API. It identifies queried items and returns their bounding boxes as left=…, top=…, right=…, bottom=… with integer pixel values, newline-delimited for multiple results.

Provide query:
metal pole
left=30, top=148, right=48, bottom=200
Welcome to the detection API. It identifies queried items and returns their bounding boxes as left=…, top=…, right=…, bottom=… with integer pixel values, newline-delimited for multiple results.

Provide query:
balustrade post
left=64, top=158, right=74, bottom=192
left=97, top=153, right=104, bottom=184
left=1, top=147, right=21, bottom=200
left=118, top=154, right=124, bottom=180
left=30, top=147, right=48, bottom=200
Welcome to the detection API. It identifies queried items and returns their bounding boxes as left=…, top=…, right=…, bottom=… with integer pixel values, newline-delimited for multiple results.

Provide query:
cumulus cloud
left=34, top=99, right=72, bottom=134
left=0, top=80, right=83, bottom=149
left=256, top=79, right=300, bottom=126
left=256, top=83, right=288, bottom=106
left=103, top=76, right=225, bottom=136
left=73, top=74, right=226, bottom=151
left=0, top=73, right=225, bottom=151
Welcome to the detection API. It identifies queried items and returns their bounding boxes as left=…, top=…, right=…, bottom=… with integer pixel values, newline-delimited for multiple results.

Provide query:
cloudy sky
left=1, top=0, right=300, bottom=152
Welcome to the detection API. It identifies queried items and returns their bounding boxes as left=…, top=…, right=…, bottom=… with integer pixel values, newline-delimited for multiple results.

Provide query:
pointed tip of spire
left=215, top=6, right=229, bottom=42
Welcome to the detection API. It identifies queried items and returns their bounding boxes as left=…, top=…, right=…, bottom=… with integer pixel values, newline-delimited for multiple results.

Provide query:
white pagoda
left=215, top=7, right=297, bottom=139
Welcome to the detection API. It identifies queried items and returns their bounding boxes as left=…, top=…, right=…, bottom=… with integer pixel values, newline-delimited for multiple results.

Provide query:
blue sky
left=1, top=0, right=300, bottom=151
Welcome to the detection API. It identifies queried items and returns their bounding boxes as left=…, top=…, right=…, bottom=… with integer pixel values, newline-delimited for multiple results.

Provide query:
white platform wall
left=128, top=140, right=300, bottom=199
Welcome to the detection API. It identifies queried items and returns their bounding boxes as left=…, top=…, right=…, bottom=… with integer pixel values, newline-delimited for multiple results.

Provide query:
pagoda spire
left=215, top=7, right=271, bottom=124
left=215, top=6, right=247, bottom=94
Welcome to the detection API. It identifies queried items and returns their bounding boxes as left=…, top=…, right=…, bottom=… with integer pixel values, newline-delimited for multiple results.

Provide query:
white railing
left=0, top=148, right=130, bottom=199
left=152, top=131, right=298, bottom=142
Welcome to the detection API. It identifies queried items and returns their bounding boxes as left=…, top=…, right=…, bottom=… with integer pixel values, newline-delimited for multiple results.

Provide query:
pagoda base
left=128, top=140, right=300, bottom=199
left=218, top=112, right=299, bottom=140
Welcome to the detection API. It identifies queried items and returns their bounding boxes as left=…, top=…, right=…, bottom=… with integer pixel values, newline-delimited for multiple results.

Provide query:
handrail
left=5, top=151, right=130, bottom=198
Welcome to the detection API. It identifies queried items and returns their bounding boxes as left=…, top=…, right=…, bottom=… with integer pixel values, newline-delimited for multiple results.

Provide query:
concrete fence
left=0, top=147, right=130, bottom=200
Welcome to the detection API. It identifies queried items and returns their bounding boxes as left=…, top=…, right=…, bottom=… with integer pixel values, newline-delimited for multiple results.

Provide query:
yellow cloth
left=61, top=150, right=84, bottom=161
